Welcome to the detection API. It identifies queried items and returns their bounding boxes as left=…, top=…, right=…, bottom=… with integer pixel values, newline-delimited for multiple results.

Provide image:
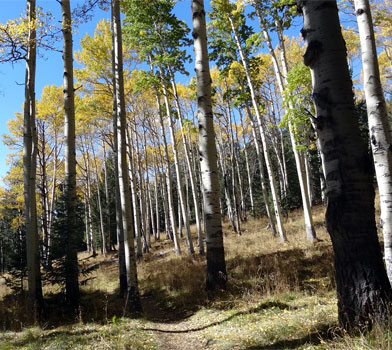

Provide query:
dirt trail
left=141, top=296, right=212, bottom=350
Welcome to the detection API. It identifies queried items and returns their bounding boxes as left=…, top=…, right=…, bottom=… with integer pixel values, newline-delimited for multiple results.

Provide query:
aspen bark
left=112, top=0, right=141, bottom=311
left=24, top=0, right=43, bottom=319
left=253, top=1, right=316, bottom=242
left=354, top=0, right=392, bottom=283
left=61, top=0, right=79, bottom=308
left=169, top=71, right=204, bottom=254
left=159, top=70, right=194, bottom=254
left=228, top=15, right=287, bottom=242
left=111, top=7, right=127, bottom=295
left=299, top=0, right=392, bottom=329
left=192, top=0, right=227, bottom=290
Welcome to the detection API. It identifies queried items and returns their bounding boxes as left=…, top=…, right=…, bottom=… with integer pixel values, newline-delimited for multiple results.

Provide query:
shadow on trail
left=141, top=299, right=295, bottom=333
left=140, top=243, right=335, bottom=324
left=0, top=288, right=132, bottom=331
left=245, top=324, right=341, bottom=350
left=0, top=244, right=335, bottom=332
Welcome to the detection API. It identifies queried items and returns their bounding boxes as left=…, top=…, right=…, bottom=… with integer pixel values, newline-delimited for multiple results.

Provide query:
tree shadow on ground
left=245, top=323, right=342, bottom=350
left=140, top=243, right=335, bottom=323
left=0, top=288, right=135, bottom=331
left=141, top=299, right=295, bottom=332
left=0, top=243, right=335, bottom=331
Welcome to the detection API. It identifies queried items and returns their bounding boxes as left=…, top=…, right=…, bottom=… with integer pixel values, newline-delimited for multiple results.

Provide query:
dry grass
left=0, top=204, right=391, bottom=349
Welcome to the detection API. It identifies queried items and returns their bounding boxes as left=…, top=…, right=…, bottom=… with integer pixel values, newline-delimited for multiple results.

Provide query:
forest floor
left=0, top=205, right=391, bottom=350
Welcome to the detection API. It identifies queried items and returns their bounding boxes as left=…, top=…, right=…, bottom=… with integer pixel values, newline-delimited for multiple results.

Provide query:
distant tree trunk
left=154, top=165, right=160, bottom=240
left=92, top=144, right=107, bottom=257
left=81, top=144, right=96, bottom=256
left=168, top=71, right=204, bottom=254
left=247, top=106, right=277, bottom=236
left=61, top=0, right=79, bottom=309
left=24, top=0, right=43, bottom=321
left=299, top=0, right=392, bottom=330
left=159, top=69, right=194, bottom=254
left=112, top=0, right=141, bottom=311
left=239, top=109, right=255, bottom=217
left=126, top=131, right=143, bottom=258
left=84, top=194, right=91, bottom=253
left=102, top=142, right=114, bottom=251
left=228, top=15, right=287, bottom=242
left=254, top=1, right=316, bottom=242
left=276, top=21, right=317, bottom=242
left=354, top=0, right=392, bottom=284
left=192, top=0, right=227, bottom=290
left=46, top=135, right=59, bottom=267
left=150, top=64, right=180, bottom=254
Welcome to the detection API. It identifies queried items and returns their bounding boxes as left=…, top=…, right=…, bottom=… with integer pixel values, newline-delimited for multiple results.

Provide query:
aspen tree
left=299, top=0, right=392, bottom=329
left=61, top=0, right=80, bottom=308
left=24, top=0, right=43, bottom=320
left=192, top=0, right=227, bottom=290
left=354, top=0, right=392, bottom=283
left=111, top=0, right=141, bottom=311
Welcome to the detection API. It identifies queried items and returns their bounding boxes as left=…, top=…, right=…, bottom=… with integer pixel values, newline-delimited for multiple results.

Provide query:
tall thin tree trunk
left=61, top=0, right=79, bottom=308
left=168, top=71, right=204, bottom=254
left=112, top=0, right=141, bottom=311
left=192, top=0, right=227, bottom=290
left=154, top=165, right=160, bottom=240
left=228, top=16, right=286, bottom=242
left=354, top=0, right=392, bottom=284
left=111, top=9, right=127, bottom=295
left=159, top=69, right=194, bottom=254
left=247, top=106, right=277, bottom=236
left=24, top=0, right=42, bottom=320
left=150, top=63, right=180, bottom=254
left=239, top=109, right=255, bottom=217
left=276, top=20, right=317, bottom=242
left=126, top=130, right=143, bottom=258
left=91, top=144, right=107, bottom=257
left=102, top=142, right=113, bottom=251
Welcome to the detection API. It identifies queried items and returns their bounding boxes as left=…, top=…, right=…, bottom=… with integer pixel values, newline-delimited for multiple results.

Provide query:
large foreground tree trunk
left=24, top=0, right=43, bottom=321
left=61, top=0, right=79, bottom=309
left=298, top=0, right=392, bottom=330
left=354, top=0, right=392, bottom=284
left=192, top=0, right=227, bottom=290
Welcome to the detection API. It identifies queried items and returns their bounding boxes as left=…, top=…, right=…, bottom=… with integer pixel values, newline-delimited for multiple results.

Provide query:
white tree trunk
left=247, top=107, right=277, bottom=237
left=159, top=70, right=194, bottom=254
left=253, top=1, right=316, bottom=241
left=61, top=0, right=79, bottom=307
left=112, top=0, right=141, bottom=311
left=228, top=16, right=287, bottom=242
left=168, top=71, right=204, bottom=254
left=354, top=0, right=392, bottom=284
left=24, top=0, right=42, bottom=319
left=91, top=144, right=107, bottom=256
left=192, top=0, right=227, bottom=290
left=126, top=130, right=143, bottom=258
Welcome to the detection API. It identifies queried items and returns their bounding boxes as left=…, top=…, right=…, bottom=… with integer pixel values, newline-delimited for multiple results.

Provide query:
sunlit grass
left=0, top=203, right=391, bottom=349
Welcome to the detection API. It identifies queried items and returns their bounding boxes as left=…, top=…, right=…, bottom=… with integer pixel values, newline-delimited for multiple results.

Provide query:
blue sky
left=0, top=0, right=193, bottom=185
left=0, top=0, right=110, bottom=183
left=0, top=1, right=358, bottom=186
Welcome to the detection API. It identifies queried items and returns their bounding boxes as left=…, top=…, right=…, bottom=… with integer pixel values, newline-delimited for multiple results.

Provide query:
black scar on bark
left=303, top=40, right=323, bottom=67
left=356, top=8, right=365, bottom=16
left=316, top=1, right=337, bottom=11
left=300, top=27, right=315, bottom=40
left=313, top=87, right=331, bottom=110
